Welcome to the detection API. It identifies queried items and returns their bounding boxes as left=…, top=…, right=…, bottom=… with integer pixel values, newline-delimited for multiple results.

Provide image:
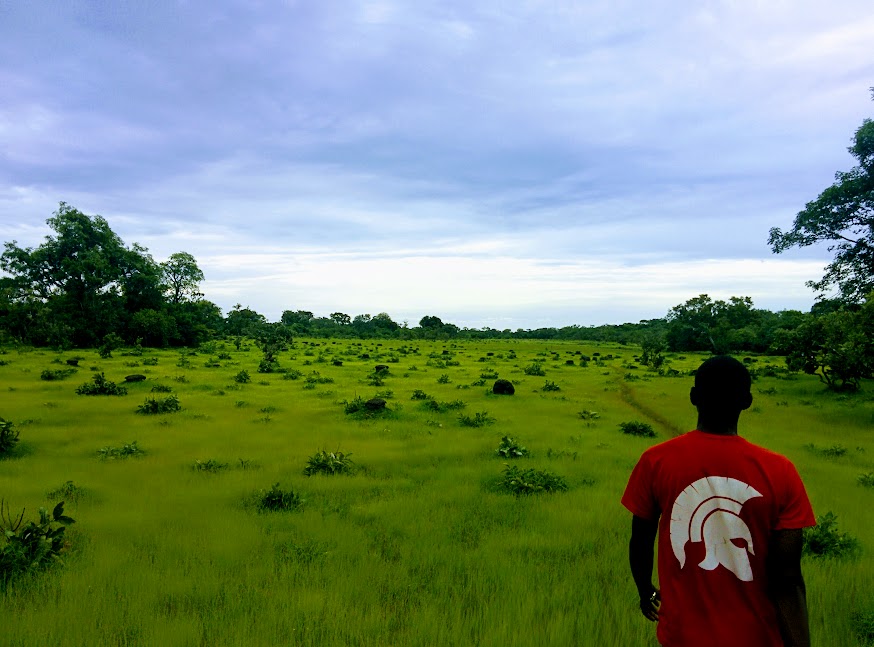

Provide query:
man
left=621, top=355, right=815, bottom=646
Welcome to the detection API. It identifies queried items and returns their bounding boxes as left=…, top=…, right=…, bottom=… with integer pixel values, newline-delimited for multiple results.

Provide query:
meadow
left=1, top=339, right=872, bottom=646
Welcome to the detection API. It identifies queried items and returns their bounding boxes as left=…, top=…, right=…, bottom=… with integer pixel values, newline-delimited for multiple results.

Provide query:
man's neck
left=697, top=413, right=740, bottom=436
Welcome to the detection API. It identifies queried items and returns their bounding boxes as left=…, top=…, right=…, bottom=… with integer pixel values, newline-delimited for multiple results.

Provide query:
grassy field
left=1, top=339, right=872, bottom=646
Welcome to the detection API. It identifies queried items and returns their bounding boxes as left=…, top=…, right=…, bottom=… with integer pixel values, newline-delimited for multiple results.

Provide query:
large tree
left=0, top=203, right=163, bottom=346
left=161, top=252, right=204, bottom=305
left=769, top=89, right=874, bottom=302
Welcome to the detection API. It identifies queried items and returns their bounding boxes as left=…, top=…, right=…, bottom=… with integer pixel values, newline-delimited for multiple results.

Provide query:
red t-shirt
left=621, top=430, right=815, bottom=647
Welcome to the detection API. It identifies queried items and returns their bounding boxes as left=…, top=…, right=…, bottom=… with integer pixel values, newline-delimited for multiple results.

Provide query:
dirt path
left=617, top=378, right=684, bottom=438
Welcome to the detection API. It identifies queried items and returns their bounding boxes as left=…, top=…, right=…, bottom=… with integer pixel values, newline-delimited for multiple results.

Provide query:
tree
left=769, top=89, right=874, bottom=303
left=224, top=304, right=267, bottom=337
left=330, top=312, right=351, bottom=326
left=0, top=203, right=162, bottom=346
left=160, top=252, right=204, bottom=305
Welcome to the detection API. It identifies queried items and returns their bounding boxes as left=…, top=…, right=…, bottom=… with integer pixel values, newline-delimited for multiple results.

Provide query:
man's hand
left=639, top=587, right=661, bottom=622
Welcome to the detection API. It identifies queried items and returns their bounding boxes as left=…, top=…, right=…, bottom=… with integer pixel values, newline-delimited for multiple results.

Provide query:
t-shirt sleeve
left=774, top=459, right=816, bottom=530
left=621, top=453, right=660, bottom=521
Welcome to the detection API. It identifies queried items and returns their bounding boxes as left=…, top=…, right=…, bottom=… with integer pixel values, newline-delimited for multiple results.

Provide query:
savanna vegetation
left=1, top=338, right=872, bottom=645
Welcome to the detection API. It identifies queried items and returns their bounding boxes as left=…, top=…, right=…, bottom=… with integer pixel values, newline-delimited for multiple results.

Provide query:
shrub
left=1, top=500, right=75, bottom=589
left=234, top=370, right=251, bottom=384
left=496, top=436, right=529, bottom=459
left=480, top=370, right=499, bottom=380
left=802, top=512, right=860, bottom=559
left=305, top=372, right=334, bottom=384
left=541, top=380, right=560, bottom=392
left=619, top=421, right=656, bottom=438
left=523, top=362, right=546, bottom=376
left=76, top=373, right=128, bottom=396
left=141, top=357, right=158, bottom=366
left=410, top=389, right=431, bottom=400
left=40, top=368, right=77, bottom=381
left=578, top=410, right=600, bottom=420
left=0, top=418, right=20, bottom=455
left=423, top=399, right=466, bottom=413
left=193, top=459, right=229, bottom=472
left=858, top=472, right=874, bottom=488
left=282, top=369, right=304, bottom=380
left=498, top=464, right=568, bottom=495
left=136, top=395, right=182, bottom=415
left=97, top=441, right=144, bottom=459
left=257, top=483, right=303, bottom=512
left=852, top=608, right=874, bottom=646
left=150, top=384, right=173, bottom=393
left=458, top=411, right=495, bottom=427
left=437, top=374, right=451, bottom=384
left=46, top=481, right=85, bottom=503
left=804, top=443, right=847, bottom=458
left=304, top=450, right=354, bottom=476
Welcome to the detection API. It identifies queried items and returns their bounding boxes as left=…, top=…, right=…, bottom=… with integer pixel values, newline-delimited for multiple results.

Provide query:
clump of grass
left=150, top=384, right=173, bottom=393
left=852, top=608, right=874, bottom=646
left=40, top=368, right=77, bottom=381
left=436, top=374, right=451, bottom=384
left=804, top=443, right=847, bottom=458
left=410, top=389, right=431, bottom=400
left=619, top=421, right=656, bottom=438
left=541, top=380, right=560, bottom=392
left=192, top=459, right=229, bottom=472
left=46, top=480, right=86, bottom=503
left=498, top=464, right=567, bottom=495
left=578, top=410, right=600, bottom=420
left=97, top=441, right=144, bottom=460
left=234, top=370, right=251, bottom=384
left=136, top=395, right=182, bottom=414
left=458, top=411, right=495, bottom=427
left=802, top=512, right=860, bottom=559
left=496, top=436, right=529, bottom=459
left=858, top=472, right=874, bottom=488
left=282, top=369, right=304, bottom=380
left=0, top=418, right=20, bottom=455
left=257, top=483, right=303, bottom=512
left=1, top=500, right=75, bottom=590
left=480, top=370, right=499, bottom=380
left=305, top=371, right=334, bottom=384
left=76, top=373, right=127, bottom=396
left=304, top=450, right=354, bottom=476
left=423, top=399, right=466, bottom=413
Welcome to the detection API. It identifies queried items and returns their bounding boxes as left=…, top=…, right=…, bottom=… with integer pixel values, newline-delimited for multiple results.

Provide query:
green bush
left=150, top=384, right=173, bottom=393
left=498, top=464, right=567, bottom=495
left=802, top=512, right=860, bottom=559
left=541, top=380, right=560, bottom=392
left=257, top=483, right=303, bottom=512
left=480, top=370, right=499, bottom=380
left=234, top=370, right=251, bottom=384
left=97, top=442, right=144, bottom=460
left=804, top=443, right=847, bottom=458
left=523, top=362, right=546, bottom=376
left=437, top=373, right=451, bottom=384
left=458, top=411, right=495, bottom=427
left=422, top=399, right=466, bottom=413
left=858, top=472, right=874, bottom=488
left=141, top=357, right=158, bottom=366
left=619, top=421, right=656, bottom=438
left=282, top=369, right=304, bottom=380
left=410, top=389, right=431, bottom=400
left=76, top=373, right=128, bottom=396
left=578, top=410, right=600, bottom=420
left=0, top=418, right=20, bottom=455
left=46, top=481, right=85, bottom=503
left=496, top=436, right=529, bottom=459
left=192, top=459, right=229, bottom=472
left=40, top=368, right=77, bottom=381
left=136, top=395, right=182, bottom=414
left=1, top=500, right=76, bottom=589
left=304, top=450, right=354, bottom=476
left=852, top=608, right=874, bottom=646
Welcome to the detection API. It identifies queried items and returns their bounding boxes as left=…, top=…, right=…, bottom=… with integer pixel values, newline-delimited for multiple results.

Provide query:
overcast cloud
left=1, top=0, right=871, bottom=328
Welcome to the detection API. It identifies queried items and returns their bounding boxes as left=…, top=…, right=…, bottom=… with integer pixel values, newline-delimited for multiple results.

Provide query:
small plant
left=541, top=380, right=560, bottom=392
left=496, top=436, right=529, bottom=459
left=305, top=371, right=334, bottom=384
left=234, top=370, right=251, bottom=384
left=76, top=373, right=128, bottom=396
left=524, top=362, right=546, bottom=376
left=1, top=500, right=75, bottom=589
left=858, top=472, right=874, bottom=488
left=619, top=421, right=656, bottom=438
left=0, top=418, right=20, bottom=455
left=480, top=370, right=499, bottom=380
left=437, top=373, right=451, bottom=384
left=40, top=368, right=77, bottom=381
left=578, top=410, right=600, bottom=420
left=410, top=389, right=431, bottom=400
left=498, top=464, right=568, bottom=495
left=282, top=369, right=304, bottom=380
left=458, top=411, right=495, bottom=427
left=804, top=443, right=847, bottom=458
left=192, top=459, right=229, bottom=472
left=46, top=481, right=85, bottom=503
left=141, top=357, right=158, bottom=366
left=852, top=608, right=874, bottom=646
left=97, top=441, right=144, bottom=459
left=257, top=483, right=303, bottom=512
left=304, top=450, right=354, bottom=476
left=150, top=384, right=173, bottom=393
left=802, top=512, right=859, bottom=559
left=136, top=395, right=182, bottom=414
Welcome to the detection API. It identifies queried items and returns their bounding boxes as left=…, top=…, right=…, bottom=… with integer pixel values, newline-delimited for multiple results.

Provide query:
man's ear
left=690, top=386, right=699, bottom=407
left=740, top=392, right=753, bottom=411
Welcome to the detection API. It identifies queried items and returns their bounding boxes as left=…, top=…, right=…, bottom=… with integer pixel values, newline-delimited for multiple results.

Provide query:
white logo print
left=670, top=476, right=762, bottom=582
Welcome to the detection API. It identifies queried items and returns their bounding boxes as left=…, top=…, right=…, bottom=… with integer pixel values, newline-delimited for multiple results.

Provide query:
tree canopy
left=769, top=89, right=874, bottom=303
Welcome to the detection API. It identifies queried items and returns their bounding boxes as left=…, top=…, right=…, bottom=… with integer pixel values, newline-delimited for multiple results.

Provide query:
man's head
left=690, top=355, right=753, bottom=416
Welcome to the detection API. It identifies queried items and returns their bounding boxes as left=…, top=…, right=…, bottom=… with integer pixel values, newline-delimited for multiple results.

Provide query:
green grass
left=0, top=341, right=871, bottom=646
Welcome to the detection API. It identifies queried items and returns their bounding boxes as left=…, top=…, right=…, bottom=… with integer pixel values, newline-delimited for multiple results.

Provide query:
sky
left=1, top=1, right=872, bottom=329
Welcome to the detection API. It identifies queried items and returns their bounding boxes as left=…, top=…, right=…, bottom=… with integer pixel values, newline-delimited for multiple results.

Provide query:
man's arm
left=767, top=528, right=810, bottom=647
left=629, top=514, right=660, bottom=621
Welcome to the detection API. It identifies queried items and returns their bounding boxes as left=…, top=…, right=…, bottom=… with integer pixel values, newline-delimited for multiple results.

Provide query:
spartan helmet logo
left=670, top=476, right=763, bottom=582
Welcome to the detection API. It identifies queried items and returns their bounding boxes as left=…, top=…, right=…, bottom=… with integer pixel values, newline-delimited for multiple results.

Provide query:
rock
left=364, top=398, right=386, bottom=411
left=492, top=379, right=515, bottom=395
left=124, top=374, right=147, bottom=382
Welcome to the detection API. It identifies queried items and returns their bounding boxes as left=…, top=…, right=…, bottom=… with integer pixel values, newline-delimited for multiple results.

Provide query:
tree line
left=1, top=92, right=872, bottom=389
